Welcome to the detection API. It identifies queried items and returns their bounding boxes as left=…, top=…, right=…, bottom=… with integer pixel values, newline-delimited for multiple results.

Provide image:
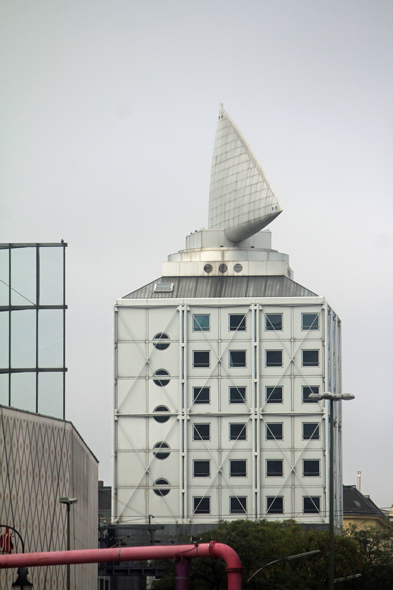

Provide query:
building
left=113, top=106, right=343, bottom=530
left=343, top=485, right=389, bottom=530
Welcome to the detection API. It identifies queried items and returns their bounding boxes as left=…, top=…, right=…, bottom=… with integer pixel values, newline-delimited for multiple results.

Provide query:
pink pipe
left=0, top=541, right=242, bottom=590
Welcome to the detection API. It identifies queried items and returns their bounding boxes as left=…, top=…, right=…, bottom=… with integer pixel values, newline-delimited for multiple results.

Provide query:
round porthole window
left=153, top=442, right=170, bottom=460
left=234, top=264, right=243, bottom=273
left=204, top=264, right=213, bottom=274
left=153, top=369, right=170, bottom=387
left=218, top=263, right=228, bottom=273
left=153, top=333, right=170, bottom=350
left=153, top=478, right=171, bottom=496
left=153, top=406, right=170, bottom=423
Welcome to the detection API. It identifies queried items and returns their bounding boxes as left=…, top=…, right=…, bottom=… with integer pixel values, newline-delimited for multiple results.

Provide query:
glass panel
left=303, top=460, right=320, bottom=476
left=304, top=497, right=320, bottom=513
left=229, top=315, right=246, bottom=331
left=193, top=387, right=210, bottom=404
left=267, top=460, right=283, bottom=476
left=303, top=313, right=319, bottom=330
left=230, top=497, right=246, bottom=513
left=193, top=424, right=210, bottom=440
left=11, top=309, right=36, bottom=368
left=266, top=423, right=283, bottom=440
left=303, top=423, right=319, bottom=440
left=0, top=312, right=9, bottom=368
left=39, top=246, right=64, bottom=305
left=0, top=249, right=9, bottom=305
left=303, top=386, right=319, bottom=403
left=38, top=372, right=64, bottom=418
left=267, top=497, right=283, bottom=513
left=230, top=424, right=246, bottom=440
left=194, top=497, right=210, bottom=513
left=266, top=386, right=282, bottom=403
left=229, top=387, right=246, bottom=403
left=38, top=309, right=64, bottom=368
left=266, top=350, right=282, bottom=366
left=193, top=460, right=210, bottom=477
left=230, top=460, right=246, bottom=476
left=11, top=372, right=36, bottom=412
left=193, top=315, right=210, bottom=331
left=266, top=314, right=282, bottom=330
left=11, top=247, right=36, bottom=306
left=303, top=350, right=319, bottom=366
left=0, top=374, right=9, bottom=405
left=193, top=351, right=209, bottom=367
left=229, top=350, right=246, bottom=367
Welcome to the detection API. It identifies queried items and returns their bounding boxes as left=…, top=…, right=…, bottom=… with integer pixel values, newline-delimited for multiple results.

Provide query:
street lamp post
left=59, top=497, right=77, bottom=590
left=308, top=392, right=355, bottom=590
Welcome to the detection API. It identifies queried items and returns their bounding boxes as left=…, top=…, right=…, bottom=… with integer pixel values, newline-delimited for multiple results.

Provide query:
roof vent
left=154, top=282, right=173, bottom=292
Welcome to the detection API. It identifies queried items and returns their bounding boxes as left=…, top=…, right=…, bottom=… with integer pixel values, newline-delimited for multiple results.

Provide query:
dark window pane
left=230, top=497, right=247, bottom=514
left=266, top=423, right=283, bottom=440
left=303, top=460, right=320, bottom=477
left=193, top=351, right=210, bottom=367
left=193, top=460, right=210, bottom=477
left=153, top=333, right=170, bottom=350
left=153, top=479, right=170, bottom=496
left=302, top=314, right=319, bottom=330
left=193, top=497, right=210, bottom=514
left=229, top=350, right=246, bottom=367
left=229, top=387, right=246, bottom=403
left=267, top=460, right=283, bottom=477
left=266, top=350, right=282, bottom=367
left=304, top=497, right=320, bottom=513
left=229, top=423, right=246, bottom=441
left=153, top=442, right=170, bottom=460
left=266, top=386, right=282, bottom=403
left=302, top=350, right=319, bottom=366
left=153, top=369, right=170, bottom=386
left=266, top=314, right=282, bottom=331
left=193, top=387, right=210, bottom=404
left=267, top=497, right=283, bottom=513
left=303, top=423, right=319, bottom=440
left=153, top=405, right=170, bottom=423
left=303, top=386, right=319, bottom=403
left=230, top=460, right=246, bottom=477
left=193, top=314, right=210, bottom=332
left=193, top=424, right=210, bottom=441
left=229, top=315, right=246, bottom=331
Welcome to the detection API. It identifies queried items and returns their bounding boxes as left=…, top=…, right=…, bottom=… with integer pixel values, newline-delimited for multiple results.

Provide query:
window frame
left=265, top=313, right=283, bottom=331
left=193, top=459, right=210, bottom=478
left=266, top=350, right=283, bottom=367
left=193, top=497, right=210, bottom=514
left=229, top=314, right=246, bottom=332
left=302, top=386, right=319, bottom=404
left=229, top=350, right=246, bottom=368
left=230, top=496, right=247, bottom=514
left=303, top=459, right=320, bottom=477
left=267, top=496, right=284, bottom=514
left=266, top=423, right=283, bottom=440
left=193, top=314, right=210, bottom=332
left=193, top=387, right=210, bottom=404
left=302, top=313, right=319, bottom=331
left=302, top=350, right=319, bottom=367
left=193, top=350, right=210, bottom=368
left=229, top=386, right=246, bottom=404
left=193, top=423, right=210, bottom=441
left=229, top=459, right=247, bottom=477
left=266, top=386, right=283, bottom=404
left=303, top=496, right=321, bottom=513
left=302, top=423, right=320, bottom=440
left=229, top=423, right=247, bottom=441
left=266, top=459, right=283, bottom=477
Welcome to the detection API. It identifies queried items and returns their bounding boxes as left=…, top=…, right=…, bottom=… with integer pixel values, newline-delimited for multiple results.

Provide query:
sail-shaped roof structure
left=208, top=105, right=282, bottom=242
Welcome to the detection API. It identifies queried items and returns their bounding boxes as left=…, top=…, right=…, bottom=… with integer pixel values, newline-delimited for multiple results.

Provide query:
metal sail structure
left=208, top=105, right=282, bottom=243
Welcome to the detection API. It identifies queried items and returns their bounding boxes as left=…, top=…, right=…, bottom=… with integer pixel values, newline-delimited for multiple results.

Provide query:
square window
left=303, top=460, right=320, bottom=477
left=193, top=424, right=210, bottom=441
left=193, top=351, right=210, bottom=368
left=303, top=386, right=319, bottom=403
left=193, top=387, right=210, bottom=404
left=266, top=460, right=283, bottom=477
left=302, top=350, right=319, bottom=367
left=229, top=314, right=246, bottom=331
left=193, top=497, right=210, bottom=514
left=267, top=497, right=283, bottom=514
left=266, top=423, right=283, bottom=440
left=302, top=313, right=319, bottom=331
left=303, top=423, right=320, bottom=440
left=193, top=314, right=210, bottom=332
left=266, top=386, right=282, bottom=404
left=229, top=387, right=246, bottom=404
left=229, top=350, right=246, bottom=367
left=230, top=460, right=246, bottom=477
left=265, top=314, right=282, bottom=331
left=230, top=497, right=247, bottom=514
left=304, top=497, right=320, bottom=513
left=193, top=460, right=210, bottom=477
left=229, top=423, right=247, bottom=441
left=266, top=350, right=283, bottom=367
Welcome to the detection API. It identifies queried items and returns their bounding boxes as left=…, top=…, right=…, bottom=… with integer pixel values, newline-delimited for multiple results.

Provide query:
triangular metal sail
left=208, top=105, right=282, bottom=243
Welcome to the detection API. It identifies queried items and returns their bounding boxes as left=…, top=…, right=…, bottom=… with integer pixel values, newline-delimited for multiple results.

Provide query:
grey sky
left=1, top=1, right=392, bottom=509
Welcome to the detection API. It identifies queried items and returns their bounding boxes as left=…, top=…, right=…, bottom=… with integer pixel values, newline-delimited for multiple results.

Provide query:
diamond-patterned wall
left=0, top=405, right=98, bottom=589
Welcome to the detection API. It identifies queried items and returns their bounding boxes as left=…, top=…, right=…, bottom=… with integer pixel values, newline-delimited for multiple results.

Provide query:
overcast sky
left=1, top=0, right=392, bottom=510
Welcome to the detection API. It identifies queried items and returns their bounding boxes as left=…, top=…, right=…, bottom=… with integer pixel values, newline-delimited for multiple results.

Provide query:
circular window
left=218, top=263, right=228, bottom=273
left=204, top=264, right=213, bottom=274
left=153, top=406, right=170, bottom=423
left=153, top=369, right=170, bottom=387
left=153, top=333, right=170, bottom=350
left=153, top=478, right=171, bottom=496
left=153, top=442, right=170, bottom=460
left=234, top=264, right=243, bottom=273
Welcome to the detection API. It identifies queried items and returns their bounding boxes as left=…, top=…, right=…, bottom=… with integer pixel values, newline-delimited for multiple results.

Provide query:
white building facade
left=113, top=107, right=343, bottom=529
